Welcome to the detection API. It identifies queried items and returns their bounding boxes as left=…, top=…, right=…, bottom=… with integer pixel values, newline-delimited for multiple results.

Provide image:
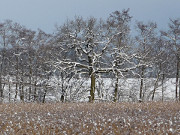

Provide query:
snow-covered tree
left=135, top=21, right=158, bottom=101
left=51, top=16, right=113, bottom=102
left=51, top=10, right=148, bottom=102
left=161, top=18, right=180, bottom=101
left=0, top=20, right=13, bottom=102
left=106, top=10, right=133, bottom=102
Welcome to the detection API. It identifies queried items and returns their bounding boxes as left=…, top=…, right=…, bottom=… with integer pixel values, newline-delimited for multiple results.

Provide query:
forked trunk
left=152, top=72, right=160, bottom=101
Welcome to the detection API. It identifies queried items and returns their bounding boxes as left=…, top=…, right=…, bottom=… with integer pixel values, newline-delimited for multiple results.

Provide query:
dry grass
left=0, top=102, right=180, bottom=135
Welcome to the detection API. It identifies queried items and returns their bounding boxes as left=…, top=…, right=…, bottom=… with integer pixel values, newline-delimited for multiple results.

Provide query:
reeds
left=0, top=102, right=179, bottom=134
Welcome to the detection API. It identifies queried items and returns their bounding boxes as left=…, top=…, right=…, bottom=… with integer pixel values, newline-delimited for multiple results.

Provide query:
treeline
left=0, top=9, right=179, bottom=102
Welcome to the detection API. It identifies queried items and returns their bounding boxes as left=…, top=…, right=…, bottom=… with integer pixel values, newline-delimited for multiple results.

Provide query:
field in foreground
left=0, top=102, right=180, bottom=135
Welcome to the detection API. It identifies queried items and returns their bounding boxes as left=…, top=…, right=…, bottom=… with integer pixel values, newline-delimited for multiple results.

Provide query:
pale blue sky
left=0, top=0, right=179, bottom=33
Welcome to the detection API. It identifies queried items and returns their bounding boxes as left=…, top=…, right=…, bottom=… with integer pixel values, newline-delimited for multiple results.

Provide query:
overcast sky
left=0, top=0, right=179, bottom=33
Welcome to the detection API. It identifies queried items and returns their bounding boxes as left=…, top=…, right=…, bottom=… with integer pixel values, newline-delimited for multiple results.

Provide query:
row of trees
left=0, top=9, right=180, bottom=102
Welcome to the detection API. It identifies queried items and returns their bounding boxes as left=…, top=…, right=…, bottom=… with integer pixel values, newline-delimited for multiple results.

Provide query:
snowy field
left=1, top=77, right=177, bottom=102
left=42, top=78, right=177, bottom=102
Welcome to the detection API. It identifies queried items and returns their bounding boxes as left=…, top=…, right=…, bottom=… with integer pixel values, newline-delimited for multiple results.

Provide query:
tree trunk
left=113, top=77, right=119, bottom=102
left=61, top=83, right=65, bottom=102
left=0, top=51, right=5, bottom=102
left=0, top=38, right=6, bottom=102
left=175, top=61, right=179, bottom=101
left=9, top=82, right=11, bottom=102
left=161, top=73, right=165, bottom=102
left=60, top=94, right=65, bottom=102
left=139, top=66, right=145, bottom=102
left=15, top=83, right=18, bottom=100
left=0, top=75, right=3, bottom=102
left=60, top=73, right=65, bottom=102
left=89, top=73, right=95, bottom=102
left=28, top=60, right=32, bottom=101
left=179, top=77, right=180, bottom=101
left=14, top=54, right=19, bottom=101
left=42, top=88, right=47, bottom=103
left=152, top=72, right=160, bottom=101
left=34, top=80, right=37, bottom=101
left=20, top=84, right=24, bottom=102
left=20, top=68, right=24, bottom=102
left=88, top=55, right=95, bottom=102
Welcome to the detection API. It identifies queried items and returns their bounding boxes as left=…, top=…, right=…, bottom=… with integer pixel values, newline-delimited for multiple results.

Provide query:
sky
left=0, top=0, right=180, bottom=33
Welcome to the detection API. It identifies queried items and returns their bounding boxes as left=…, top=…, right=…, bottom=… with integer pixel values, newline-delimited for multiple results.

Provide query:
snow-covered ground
left=46, top=77, right=177, bottom=102
left=1, top=77, right=177, bottom=102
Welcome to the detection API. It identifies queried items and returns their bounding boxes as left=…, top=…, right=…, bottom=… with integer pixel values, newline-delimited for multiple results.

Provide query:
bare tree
left=51, top=15, right=129, bottom=102
left=0, top=20, right=14, bottom=102
left=106, top=10, right=132, bottom=102
left=135, top=21, right=157, bottom=101
left=161, top=18, right=180, bottom=101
